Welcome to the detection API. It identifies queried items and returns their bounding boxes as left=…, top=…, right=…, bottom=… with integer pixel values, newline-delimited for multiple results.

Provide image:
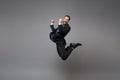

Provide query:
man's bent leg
left=64, top=46, right=73, bottom=60
left=56, top=42, right=73, bottom=60
left=56, top=43, right=65, bottom=59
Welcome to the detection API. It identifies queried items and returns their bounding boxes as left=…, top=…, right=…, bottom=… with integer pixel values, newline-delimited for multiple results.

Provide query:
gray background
left=0, top=0, right=120, bottom=80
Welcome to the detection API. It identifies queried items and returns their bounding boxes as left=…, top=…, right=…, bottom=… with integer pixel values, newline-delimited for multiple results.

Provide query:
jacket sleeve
left=50, top=25, right=55, bottom=32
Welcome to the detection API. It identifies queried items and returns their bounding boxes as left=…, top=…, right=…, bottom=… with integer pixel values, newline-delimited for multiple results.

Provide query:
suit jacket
left=50, top=24, right=71, bottom=40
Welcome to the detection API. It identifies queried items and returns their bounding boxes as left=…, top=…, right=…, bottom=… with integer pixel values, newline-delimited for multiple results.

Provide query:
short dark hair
left=65, top=15, right=71, bottom=20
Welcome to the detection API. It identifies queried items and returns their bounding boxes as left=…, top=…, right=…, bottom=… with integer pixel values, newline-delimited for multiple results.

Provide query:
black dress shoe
left=70, top=43, right=82, bottom=49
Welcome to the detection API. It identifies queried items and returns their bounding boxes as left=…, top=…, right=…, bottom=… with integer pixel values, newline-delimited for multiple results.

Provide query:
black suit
left=49, top=24, right=73, bottom=60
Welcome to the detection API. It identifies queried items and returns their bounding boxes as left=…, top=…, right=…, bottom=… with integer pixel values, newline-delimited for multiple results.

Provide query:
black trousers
left=49, top=32, right=73, bottom=60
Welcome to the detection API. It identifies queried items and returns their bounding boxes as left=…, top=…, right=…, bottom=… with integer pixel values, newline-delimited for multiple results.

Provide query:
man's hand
left=59, top=18, right=63, bottom=25
left=50, top=19, right=54, bottom=25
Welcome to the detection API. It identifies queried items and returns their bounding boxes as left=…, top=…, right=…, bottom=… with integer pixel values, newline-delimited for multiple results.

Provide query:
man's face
left=63, top=16, right=70, bottom=24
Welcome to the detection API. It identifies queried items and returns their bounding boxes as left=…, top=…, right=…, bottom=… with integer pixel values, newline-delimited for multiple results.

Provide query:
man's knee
left=61, top=56, right=67, bottom=61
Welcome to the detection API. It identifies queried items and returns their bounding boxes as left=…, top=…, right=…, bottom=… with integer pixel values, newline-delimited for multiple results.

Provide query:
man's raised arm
left=50, top=19, right=55, bottom=32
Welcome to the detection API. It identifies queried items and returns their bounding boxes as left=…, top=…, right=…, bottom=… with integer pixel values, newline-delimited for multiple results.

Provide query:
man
left=49, top=15, right=82, bottom=60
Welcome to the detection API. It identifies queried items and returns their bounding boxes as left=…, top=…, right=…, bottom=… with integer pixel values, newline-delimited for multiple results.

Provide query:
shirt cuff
left=58, top=22, right=62, bottom=25
left=50, top=23, right=54, bottom=25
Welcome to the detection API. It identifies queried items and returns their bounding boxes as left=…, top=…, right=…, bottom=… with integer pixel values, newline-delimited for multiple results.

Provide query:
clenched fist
left=59, top=18, right=63, bottom=24
left=50, top=19, right=54, bottom=24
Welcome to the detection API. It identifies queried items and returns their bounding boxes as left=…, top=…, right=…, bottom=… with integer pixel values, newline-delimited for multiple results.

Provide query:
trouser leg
left=56, top=42, right=73, bottom=60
